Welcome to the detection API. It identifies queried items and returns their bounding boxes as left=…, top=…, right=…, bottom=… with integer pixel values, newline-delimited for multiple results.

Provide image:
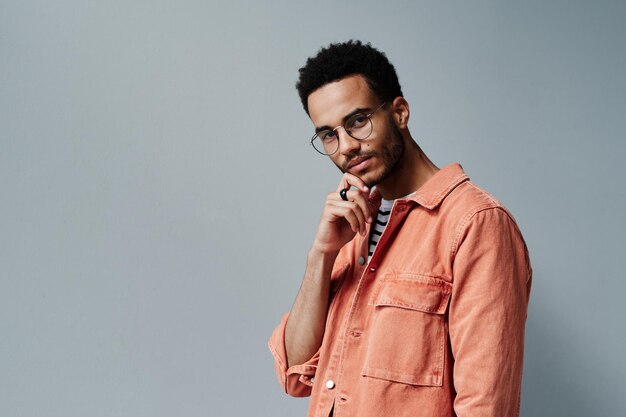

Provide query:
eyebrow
left=314, top=107, right=373, bottom=133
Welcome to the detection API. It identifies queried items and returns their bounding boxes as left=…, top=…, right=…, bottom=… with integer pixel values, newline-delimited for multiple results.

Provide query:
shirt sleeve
left=268, top=312, right=320, bottom=397
left=449, top=207, right=532, bottom=417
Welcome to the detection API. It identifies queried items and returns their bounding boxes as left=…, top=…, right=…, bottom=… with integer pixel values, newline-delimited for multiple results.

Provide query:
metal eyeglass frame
left=309, top=102, right=387, bottom=156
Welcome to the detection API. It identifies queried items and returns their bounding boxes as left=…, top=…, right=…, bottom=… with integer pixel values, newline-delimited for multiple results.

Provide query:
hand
left=312, top=173, right=373, bottom=255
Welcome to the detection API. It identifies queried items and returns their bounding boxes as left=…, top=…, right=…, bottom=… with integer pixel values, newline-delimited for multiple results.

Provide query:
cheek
left=330, top=156, right=345, bottom=172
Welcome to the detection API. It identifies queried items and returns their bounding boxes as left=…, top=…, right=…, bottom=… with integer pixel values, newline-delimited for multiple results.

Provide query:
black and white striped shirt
left=368, top=198, right=394, bottom=261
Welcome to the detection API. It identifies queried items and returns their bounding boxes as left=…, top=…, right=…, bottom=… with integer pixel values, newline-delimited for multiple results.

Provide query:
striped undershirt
left=368, top=198, right=394, bottom=261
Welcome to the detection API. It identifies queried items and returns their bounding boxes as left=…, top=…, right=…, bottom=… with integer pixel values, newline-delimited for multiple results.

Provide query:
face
left=307, top=75, right=405, bottom=189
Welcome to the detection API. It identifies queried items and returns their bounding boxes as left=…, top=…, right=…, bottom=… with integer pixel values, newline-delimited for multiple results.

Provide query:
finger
left=346, top=190, right=372, bottom=223
left=328, top=200, right=368, bottom=236
left=328, top=189, right=372, bottom=223
left=336, top=172, right=369, bottom=193
left=337, top=205, right=363, bottom=235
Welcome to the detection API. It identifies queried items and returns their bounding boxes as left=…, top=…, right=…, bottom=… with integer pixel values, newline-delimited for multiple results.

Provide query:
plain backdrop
left=1, top=1, right=625, bottom=416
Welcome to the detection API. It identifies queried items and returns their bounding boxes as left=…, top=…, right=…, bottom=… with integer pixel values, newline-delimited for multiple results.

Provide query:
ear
left=390, top=97, right=410, bottom=129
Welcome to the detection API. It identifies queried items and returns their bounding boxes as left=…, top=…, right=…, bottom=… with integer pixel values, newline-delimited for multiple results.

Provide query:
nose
left=337, top=128, right=361, bottom=156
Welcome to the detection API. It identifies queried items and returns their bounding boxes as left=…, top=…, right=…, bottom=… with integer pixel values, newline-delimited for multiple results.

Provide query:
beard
left=336, top=118, right=405, bottom=189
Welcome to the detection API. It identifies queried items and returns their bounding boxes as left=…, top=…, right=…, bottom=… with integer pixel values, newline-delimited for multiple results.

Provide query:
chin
left=362, top=170, right=383, bottom=189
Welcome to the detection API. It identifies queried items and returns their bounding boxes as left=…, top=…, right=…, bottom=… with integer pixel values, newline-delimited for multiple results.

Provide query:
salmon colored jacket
left=269, top=163, right=532, bottom=417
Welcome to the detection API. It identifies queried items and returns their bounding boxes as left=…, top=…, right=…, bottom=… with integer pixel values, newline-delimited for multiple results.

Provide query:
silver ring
left=340, top=188, right=349, bottom=201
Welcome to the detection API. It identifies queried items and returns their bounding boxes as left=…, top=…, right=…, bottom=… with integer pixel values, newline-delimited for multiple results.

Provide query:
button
left=325, top=379, right=335, bottom=389
left=358, top=256, right=365, bottom=265
left=370, top=267, right=376, bottom=272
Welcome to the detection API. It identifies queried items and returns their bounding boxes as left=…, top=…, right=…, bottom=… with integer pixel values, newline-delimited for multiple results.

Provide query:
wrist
left=308, top=244, right=340, bottom=263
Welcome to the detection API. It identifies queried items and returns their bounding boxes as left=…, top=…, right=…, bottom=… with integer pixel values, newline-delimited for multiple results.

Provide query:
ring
left=339, top=188, right=349, bottom=201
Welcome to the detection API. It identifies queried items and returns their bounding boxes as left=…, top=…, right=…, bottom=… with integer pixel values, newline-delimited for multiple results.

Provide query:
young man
left=269, top=40, right=532, bottom=417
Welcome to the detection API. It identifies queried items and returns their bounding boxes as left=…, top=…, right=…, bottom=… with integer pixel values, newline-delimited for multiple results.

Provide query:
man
left=268, top=40, right=532, bottom=417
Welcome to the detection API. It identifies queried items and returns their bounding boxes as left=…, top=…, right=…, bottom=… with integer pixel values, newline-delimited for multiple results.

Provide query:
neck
left=376, top=137, right=439, bottom=200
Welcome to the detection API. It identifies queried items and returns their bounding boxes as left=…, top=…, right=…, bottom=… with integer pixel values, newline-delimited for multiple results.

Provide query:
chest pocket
left=362, top=273, right=452, bottom=386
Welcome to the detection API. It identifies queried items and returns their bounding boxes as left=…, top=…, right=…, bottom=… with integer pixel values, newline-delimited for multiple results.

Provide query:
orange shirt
left=269, top=163, right=532, bottom=417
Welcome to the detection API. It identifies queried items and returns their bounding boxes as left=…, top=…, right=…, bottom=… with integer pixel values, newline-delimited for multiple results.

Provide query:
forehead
left=307, top=75, right=377, bottom=127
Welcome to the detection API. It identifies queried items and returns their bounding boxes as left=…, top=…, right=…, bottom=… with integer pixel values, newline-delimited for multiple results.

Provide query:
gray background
left=1, top=1, right=625, bottom=416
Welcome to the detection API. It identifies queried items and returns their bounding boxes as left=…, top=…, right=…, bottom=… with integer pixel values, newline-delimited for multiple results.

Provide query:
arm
left=449, top=207, right=532, bottom=417
left=284, top=173, right=371, bottom=367
left=268, top=259, right=350, bottom=397
left=268, top=173, right=372, bottom=396
left=283, top=247, right=338, bottom=367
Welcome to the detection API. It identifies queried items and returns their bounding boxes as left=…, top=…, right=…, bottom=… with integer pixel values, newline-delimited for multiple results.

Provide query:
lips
left=346, top=155, right=372, bottom=173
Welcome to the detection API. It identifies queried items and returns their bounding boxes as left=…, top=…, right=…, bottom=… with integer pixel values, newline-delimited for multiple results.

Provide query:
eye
left=318, top=130, right=337, bottom=142
left=347, top=114, right=368, bottom=130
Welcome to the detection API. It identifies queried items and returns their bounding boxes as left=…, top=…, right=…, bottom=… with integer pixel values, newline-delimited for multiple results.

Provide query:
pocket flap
left=369, top=273, right=452, bottom=314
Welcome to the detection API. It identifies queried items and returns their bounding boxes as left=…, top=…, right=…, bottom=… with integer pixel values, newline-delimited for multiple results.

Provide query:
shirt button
left=325, top=379, right=335, bottom=389
left=370, top=267, right=376, bottom=272
left=358, top=256, right=365, bottom=265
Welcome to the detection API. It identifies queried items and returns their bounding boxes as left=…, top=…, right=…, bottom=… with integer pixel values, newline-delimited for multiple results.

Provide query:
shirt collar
left=369, top=163, right=469, bottom=210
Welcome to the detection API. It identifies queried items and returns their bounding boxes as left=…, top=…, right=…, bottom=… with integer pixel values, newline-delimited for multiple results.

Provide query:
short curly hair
left=296, top=40, right=403, bottom=114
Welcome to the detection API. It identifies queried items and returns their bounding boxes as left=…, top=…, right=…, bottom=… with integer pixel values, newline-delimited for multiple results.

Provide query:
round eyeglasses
left=310, top=102, right=387, bottom=155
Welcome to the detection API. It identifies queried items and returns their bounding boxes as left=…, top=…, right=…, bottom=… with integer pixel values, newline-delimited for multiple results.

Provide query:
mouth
left=346, top=155, right=372, bottom=173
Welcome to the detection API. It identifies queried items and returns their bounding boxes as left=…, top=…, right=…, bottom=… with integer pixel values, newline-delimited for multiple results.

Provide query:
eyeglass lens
left=311, top=113, right=373, bottom=155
